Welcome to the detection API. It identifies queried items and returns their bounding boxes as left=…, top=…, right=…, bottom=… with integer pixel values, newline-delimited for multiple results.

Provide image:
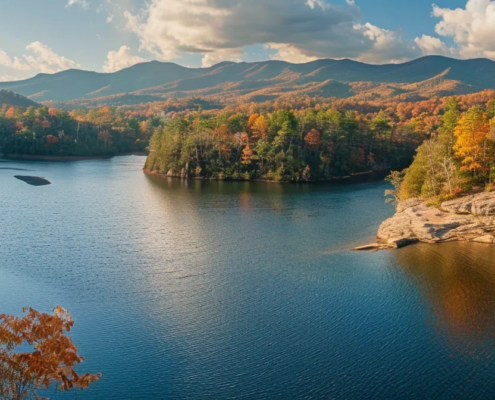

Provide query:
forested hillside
left=2, top=88, right=495, bottom=180
left=0, top=90, right=40, bottom=108
left=393, top=97, right=495, bottom=202
left=0, top=105, right=156, bottom=157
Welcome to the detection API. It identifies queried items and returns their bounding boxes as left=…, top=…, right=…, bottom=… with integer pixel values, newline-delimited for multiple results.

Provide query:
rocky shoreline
left=356, top=191, right=495, bottom=251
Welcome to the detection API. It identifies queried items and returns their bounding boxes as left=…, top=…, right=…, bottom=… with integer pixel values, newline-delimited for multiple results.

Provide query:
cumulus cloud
left=433, top=0, right=495, bottom=59
left=201, top=49, right=243, bottom=68
left=125, top=0, right=426, bottom=65
left=66, top=0, right=90, bottom=9
left=414, top=34, right=450, bottom=56
left=24, top=42, right=80, bottom=73
left=103, top=45, right=147, bottom=72
left=355, top=23, right=421, bottom=63
left=0, top=50, right=31, bottom=71
left=0, top=42, right=80, bottom=74
left=266, top=44, right=319, bottom=63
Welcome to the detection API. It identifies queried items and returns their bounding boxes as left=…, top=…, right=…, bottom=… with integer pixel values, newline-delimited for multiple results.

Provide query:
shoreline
left=143, top=169, right=389, bottom=184
left=1, top=154, right=114, bottom=161
left=1, top=153, right=148, bottom=162
left=356, top=191, right=495, bottom=251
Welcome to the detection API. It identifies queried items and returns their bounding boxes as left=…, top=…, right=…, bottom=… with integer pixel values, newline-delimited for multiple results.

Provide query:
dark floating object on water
left=14, top=175, right=52, bottom=186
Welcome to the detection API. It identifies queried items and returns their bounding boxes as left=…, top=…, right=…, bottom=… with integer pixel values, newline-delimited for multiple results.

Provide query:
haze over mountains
left=1, top=56, right=495, bottom=107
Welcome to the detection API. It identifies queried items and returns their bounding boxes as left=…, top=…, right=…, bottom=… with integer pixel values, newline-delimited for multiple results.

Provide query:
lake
left=2, top=156, right=495, bottom=399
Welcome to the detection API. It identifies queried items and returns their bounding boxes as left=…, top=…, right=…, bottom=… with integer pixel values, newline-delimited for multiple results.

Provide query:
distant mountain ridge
left=2, top=56, right=495, bottom=106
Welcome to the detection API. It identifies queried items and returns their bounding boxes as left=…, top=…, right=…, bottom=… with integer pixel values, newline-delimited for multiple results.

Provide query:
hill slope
left=1, top=56, right=495, bottom=105
left=0, top=90, right=41, bottom=107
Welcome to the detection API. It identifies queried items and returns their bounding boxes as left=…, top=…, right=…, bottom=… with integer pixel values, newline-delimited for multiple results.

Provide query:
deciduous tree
left=0, top=307, right=100, bottom=400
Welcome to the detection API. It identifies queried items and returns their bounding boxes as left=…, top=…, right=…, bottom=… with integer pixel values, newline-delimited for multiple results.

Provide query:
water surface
left=2, top=156, right=495, bottom=399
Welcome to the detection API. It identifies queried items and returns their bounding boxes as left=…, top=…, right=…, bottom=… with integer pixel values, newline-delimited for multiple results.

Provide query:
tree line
left=0, top=105, right=160, bottom=157
left=390, top=97, right=495, bottom=202
left=144, top=107, right=422, bottom=181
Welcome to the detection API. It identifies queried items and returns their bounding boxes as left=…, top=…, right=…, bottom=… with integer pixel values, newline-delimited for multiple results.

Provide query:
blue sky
left=0, top=0, right=493, bottom=81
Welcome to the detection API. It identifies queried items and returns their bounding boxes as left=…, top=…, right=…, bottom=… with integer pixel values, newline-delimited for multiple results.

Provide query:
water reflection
left=396, top=243, right=495, bottom=356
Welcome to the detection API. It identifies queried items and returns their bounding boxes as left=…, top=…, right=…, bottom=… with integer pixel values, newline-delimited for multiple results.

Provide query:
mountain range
left=2, top=56, right=495, bottom=107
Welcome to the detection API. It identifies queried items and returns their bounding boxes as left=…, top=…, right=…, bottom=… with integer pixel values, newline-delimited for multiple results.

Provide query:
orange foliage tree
left=5, top=107, right=15, bottom=119
left=0, top=307, right=100, bottom=399
left=454, top=107, right=491, bottom=174
left=304, top=129, right=322, bottom=152
left=241, top=145, right=253, bottom=165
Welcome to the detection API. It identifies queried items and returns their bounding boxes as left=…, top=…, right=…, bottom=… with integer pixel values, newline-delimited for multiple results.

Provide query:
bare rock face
left=375, top=191, right=495, bottom=249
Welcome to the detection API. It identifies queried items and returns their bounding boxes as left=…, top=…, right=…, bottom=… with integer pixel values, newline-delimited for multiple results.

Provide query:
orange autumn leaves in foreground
left=0, top=307, right=100, bottom=399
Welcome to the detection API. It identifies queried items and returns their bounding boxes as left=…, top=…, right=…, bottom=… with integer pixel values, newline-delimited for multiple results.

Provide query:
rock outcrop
left=357, top=191, right=495, bottom=250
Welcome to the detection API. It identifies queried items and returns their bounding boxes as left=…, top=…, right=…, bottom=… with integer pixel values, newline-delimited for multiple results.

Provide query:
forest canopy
left=396, top=98, right=495, bottom=201
left=2, top=90, right=495, bottom=183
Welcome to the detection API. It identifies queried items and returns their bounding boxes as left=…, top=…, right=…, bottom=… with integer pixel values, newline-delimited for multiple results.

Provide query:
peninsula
left=357, top=95, right=495, bottom=251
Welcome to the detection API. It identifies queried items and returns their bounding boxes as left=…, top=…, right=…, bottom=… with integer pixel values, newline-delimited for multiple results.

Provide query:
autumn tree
left=5, top=107, right=15, bottom=119
left=304, top=129, right=321, bottom=152
left=454, top=106, right=491, bottom=175
left=0, top=307, right=100, bottom=400
left=241, top=145, right=253, bottom=165
left=250, top=115, right=268, bottom=141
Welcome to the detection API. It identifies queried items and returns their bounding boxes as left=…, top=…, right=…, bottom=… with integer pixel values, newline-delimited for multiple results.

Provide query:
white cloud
left=306, top=0, right=330, bottom=10
left=433, top=0, right=495, bottom=59
left=66, top=0, right=90, bottom=9
left=201, top=49, right=243, bottom=68
left=0, top=51, right=13, bottom=69
left=103, top=45, right=147, bottom=72
left=24, top=42, right=80, bottom=73
left=0, top=42, right=80, bottom=74
left=0, top=50, right=31, bottom=71
left=106, top=14, right=114, bottom=23
left=355, top=23, right=421, bottom=63
left=414, top=34, right=450, bottom=56
left=267, top=44, right=319, bottom=63
left=123, top=0, right=449, bottom=66
left=124, top=0, right=400, bottom=65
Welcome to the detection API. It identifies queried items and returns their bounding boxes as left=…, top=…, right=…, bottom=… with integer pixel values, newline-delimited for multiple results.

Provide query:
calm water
left=2, top=156, right=495, bottom=399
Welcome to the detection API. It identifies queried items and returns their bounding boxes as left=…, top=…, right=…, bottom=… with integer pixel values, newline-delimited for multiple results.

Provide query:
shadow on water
left=0, top=167, right=33, bottom=171
left=143, top=173, right=391, bottom=202
left=395, top=242, right=495, bottom=356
